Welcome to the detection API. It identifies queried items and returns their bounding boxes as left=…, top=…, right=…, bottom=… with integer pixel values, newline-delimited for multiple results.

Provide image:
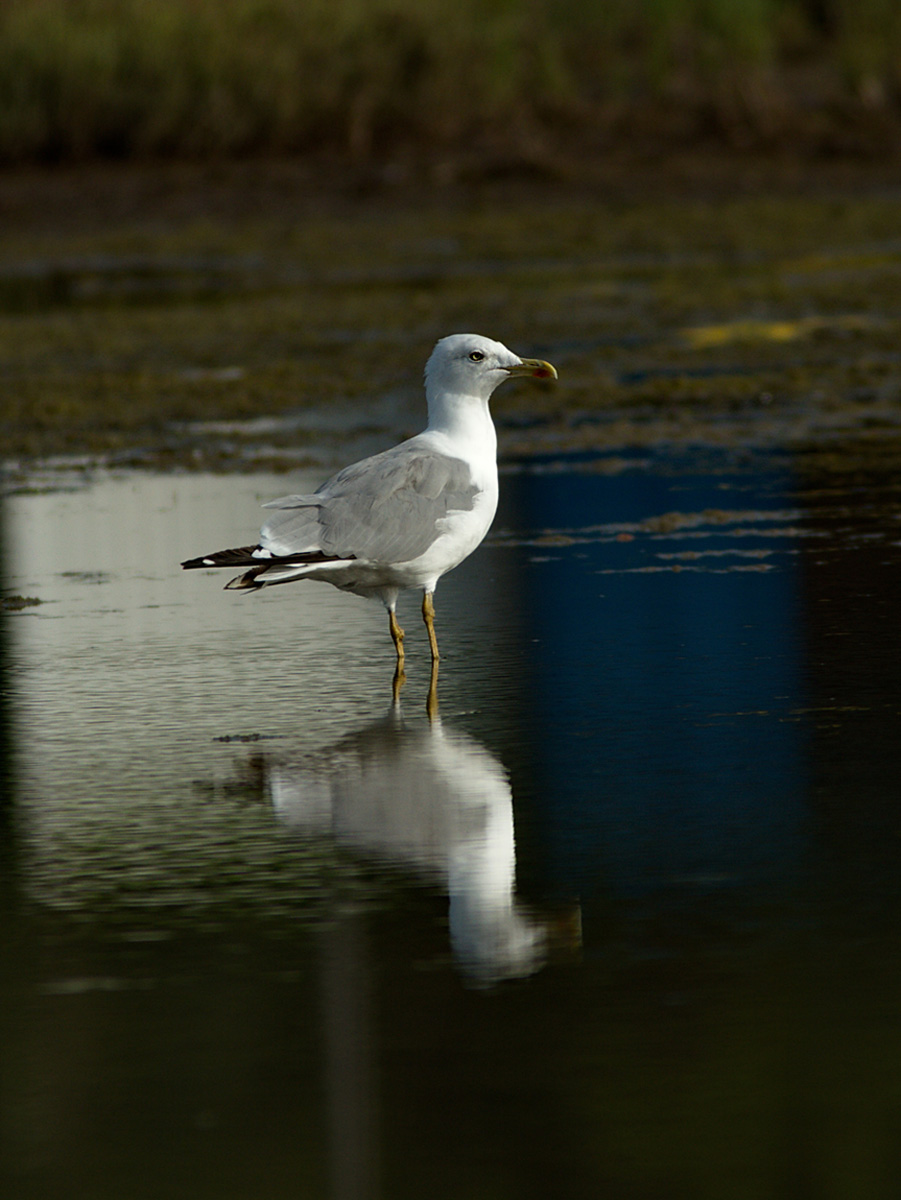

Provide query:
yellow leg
left=422, top=590, right=439, bottom=661
left=426, top=656, right=439, bottom=722
left=392, top=661, right=407, bottom=705
left=388, top=607, right=405, bottom=665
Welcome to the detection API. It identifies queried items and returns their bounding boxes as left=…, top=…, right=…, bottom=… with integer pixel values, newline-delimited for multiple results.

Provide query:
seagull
left=181, top=334, right=556, bottom=663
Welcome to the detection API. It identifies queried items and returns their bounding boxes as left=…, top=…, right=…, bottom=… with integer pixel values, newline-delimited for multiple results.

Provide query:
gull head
left=425, top=334, right=557, bottom=405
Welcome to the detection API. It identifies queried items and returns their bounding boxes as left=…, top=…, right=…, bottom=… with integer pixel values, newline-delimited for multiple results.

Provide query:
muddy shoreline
left=5, top=152, right=901, bottom=233
left=3, top=154, right=901, bottom=476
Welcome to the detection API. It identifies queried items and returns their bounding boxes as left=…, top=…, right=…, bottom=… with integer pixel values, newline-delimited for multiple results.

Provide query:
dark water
left=3, top=449, right=901, bottom=1198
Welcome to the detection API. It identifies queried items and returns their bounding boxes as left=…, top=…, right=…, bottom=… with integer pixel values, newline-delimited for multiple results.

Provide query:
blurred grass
left=1, top=0, right=901, bottom=164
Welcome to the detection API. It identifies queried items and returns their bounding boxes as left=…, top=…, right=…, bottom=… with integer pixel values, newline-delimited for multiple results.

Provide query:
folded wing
left=261, top=441, right=477, bottom=564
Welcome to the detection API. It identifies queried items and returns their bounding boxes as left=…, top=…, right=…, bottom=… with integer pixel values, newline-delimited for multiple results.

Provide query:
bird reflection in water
left=265, top=663, right=578, bottom=985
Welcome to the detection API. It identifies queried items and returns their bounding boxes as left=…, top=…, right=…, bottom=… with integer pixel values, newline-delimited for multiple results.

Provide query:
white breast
left=390, top=423, right=499, bottom=590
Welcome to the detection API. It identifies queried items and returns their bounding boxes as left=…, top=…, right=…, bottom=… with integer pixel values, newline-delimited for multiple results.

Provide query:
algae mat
left=2, top=176, right=901, bottom=475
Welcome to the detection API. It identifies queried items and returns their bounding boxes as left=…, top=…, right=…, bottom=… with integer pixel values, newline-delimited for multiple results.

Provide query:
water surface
left=3, top=450, right=901, bottom=1198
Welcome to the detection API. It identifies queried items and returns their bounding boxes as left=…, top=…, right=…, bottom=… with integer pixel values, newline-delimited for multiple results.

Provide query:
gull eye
left=468, top=350, right=485, bottom=362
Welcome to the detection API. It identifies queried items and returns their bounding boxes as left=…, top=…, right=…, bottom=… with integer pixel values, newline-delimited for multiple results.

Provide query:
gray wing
left=259, top=441, right=478, bottom=563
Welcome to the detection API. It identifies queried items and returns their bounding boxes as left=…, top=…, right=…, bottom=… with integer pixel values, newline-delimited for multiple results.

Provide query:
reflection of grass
left=1, top=0, right=901, bottom=162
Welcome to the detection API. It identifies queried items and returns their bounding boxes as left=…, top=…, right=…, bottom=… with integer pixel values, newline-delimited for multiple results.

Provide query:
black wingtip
left=224, top=570, right=267, bottom=590
left=181, top=545, right=261, bottom=570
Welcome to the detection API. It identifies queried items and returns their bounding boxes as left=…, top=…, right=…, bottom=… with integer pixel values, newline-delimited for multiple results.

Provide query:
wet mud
left=2, top=161, right=901, bottom=480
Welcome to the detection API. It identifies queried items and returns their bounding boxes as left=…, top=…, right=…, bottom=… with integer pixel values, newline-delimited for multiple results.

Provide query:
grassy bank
left=1, top=0, right=901, bottom=166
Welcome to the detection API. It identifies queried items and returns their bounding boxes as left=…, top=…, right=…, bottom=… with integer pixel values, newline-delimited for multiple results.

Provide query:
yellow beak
left=504, top=357, right=557, bottom=381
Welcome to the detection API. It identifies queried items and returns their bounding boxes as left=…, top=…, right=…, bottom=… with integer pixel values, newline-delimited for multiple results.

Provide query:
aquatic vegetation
left=1, top=593, right=43, bottom=610
left=0, top=0, right=901, bottom=164
left=2, top=184, right=901, bottom=473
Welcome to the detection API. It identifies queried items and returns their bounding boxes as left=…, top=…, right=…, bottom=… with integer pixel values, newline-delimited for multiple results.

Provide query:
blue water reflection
left=498, top=461, right=809, bottom=914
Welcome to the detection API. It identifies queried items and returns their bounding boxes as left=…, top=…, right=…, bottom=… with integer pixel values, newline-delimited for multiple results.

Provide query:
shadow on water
left=3, top=451, right=901, bottom=1198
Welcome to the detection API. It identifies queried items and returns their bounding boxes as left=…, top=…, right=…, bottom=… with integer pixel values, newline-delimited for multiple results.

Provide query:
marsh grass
left=1, top=0, right=901, bottom=164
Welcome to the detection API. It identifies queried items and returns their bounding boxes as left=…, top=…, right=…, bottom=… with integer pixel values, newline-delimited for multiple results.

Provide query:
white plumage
left=182, top=333, right=556, bottom=662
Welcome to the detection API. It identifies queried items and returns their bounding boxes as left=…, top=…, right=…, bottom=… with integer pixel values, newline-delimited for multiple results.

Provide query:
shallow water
left=3, top=449, right=901, bottom=1198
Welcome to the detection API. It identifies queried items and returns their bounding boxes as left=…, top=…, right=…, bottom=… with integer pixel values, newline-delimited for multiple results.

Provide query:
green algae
left=0, top=594, right=43, bottom=610
left=2, top=174, right=901, bottom=473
